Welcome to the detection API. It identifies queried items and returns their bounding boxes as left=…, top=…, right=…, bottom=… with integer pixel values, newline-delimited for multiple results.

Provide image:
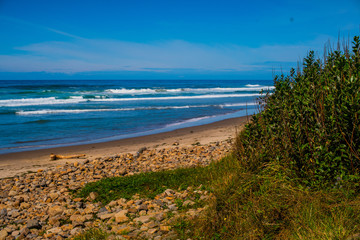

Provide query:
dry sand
left=0, top=116, right=249, bottom=179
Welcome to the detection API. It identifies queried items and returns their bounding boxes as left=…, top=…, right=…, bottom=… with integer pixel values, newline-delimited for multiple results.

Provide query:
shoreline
left=0, top=115, right=250, bottom=179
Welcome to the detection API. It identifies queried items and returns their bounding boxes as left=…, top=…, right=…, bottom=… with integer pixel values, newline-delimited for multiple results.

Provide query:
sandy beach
left=0, top=116, right=249, bottom=179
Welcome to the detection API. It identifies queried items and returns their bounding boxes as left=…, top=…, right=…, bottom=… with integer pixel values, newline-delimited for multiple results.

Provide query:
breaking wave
left=16, top=103, right=258, bottom=115
left=2, top=94, right=261, bottom=107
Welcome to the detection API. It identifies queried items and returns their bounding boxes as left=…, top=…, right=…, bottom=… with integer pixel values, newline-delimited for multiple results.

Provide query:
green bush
left=236, top=36, right=360, bottom=187
left=187, top=36, right=360, bottom=240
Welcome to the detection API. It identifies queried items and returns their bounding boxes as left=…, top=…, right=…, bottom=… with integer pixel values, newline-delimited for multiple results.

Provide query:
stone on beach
left=0, top=140, right=232, bottom=239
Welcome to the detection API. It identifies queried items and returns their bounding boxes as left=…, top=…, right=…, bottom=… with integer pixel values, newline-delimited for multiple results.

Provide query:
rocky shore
left=0, top=140, right=232, bottom=239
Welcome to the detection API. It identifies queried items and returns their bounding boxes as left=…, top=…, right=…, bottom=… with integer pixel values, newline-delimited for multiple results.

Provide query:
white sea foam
left=0, top=97, right=85, bottom=107
left=105, top=86, right=274, bottom=94
left=91, top=93, right=261, bottom=102
left=106, top=88, right=158, bottom=94
left=16, top=103, right=258, bottom=115
left=220, top=102, right=259, bottom=107
left=2, top=93, right=262, bottom=107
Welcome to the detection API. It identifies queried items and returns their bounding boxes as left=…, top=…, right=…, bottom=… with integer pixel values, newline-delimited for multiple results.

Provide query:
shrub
left=188, top=36, right=360, bottom=239
left=235, top=36, right=360, bottom=187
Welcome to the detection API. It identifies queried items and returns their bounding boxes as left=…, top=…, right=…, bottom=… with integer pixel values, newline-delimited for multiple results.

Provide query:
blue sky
left=0, top=0, right=359, bottom=80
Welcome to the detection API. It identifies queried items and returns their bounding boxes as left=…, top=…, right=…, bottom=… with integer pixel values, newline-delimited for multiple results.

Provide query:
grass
left=72, top=228, right=110, bottom=240
left=77, top=154, right=239, bottom=205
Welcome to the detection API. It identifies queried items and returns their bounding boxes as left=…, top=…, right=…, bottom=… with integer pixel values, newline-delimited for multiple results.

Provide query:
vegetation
left=77, top=155, right=238, bottom=204
left=78, top=36, right=360, bottom=239
left=72, top=228, right=110, bottom=240
left=187, top=36, right=360, bottom=239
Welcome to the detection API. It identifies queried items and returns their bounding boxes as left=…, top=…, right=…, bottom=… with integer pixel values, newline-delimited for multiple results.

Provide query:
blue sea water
left=0, top=80, right=273, bottom=154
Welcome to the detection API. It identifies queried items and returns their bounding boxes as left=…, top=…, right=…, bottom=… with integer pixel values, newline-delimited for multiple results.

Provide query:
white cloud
left=0, top=36, right=334, bottom=74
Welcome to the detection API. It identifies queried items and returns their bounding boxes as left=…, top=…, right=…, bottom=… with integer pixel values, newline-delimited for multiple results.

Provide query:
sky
left=0, top=0, right=359, bottom=80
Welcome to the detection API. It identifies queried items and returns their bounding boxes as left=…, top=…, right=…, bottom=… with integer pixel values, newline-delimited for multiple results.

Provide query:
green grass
left=72, top=228, right=110, bottom=240
left=77, top=154, right=239, bottom=205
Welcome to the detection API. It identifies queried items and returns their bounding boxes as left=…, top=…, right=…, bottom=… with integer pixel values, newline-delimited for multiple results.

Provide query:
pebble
left=26, top=219, right=41, bottom=229
left=0, top=140, right=231, bottom=239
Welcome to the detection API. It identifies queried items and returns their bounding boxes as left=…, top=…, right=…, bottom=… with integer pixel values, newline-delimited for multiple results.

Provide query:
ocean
left=0, top=80, right=273, bottom=154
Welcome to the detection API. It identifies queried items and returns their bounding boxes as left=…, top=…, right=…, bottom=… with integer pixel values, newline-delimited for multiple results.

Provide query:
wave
left=0, top=97, right=81, bottom=107
left=90, top=93, right=261, bottom=102
left=0, top=96, right=105, bottom=107
left=1, top=94, right=262, bottom=107
left=16, top=103, right=258, bottom=115
left=106, top=86, right=274, bottom=95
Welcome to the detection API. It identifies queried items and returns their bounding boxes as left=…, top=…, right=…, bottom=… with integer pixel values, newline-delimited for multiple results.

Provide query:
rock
left=0, top=230, right=8, bottom=240
left=164, top=189, right=175, bottom=196
left=48, top=216, right=61, bottom=225
left=128, top=207, right=138, bottom=213
left=108, top=200, right=117, bottom=207
left=48, top=205, right=65, bottom=216
left=134, top=215, right=151, bottom=224
left=0, top=140, right=227, bottom=239
left=114, top=210, right=128, bottom=223
left=61, top=224, right=73, bottom=232
left=84, top=204, right=96, bottom=214
left=8, top=210, right=19, bottom=218
left=138, top=204, right=148, bottom=211
left=183, top=200, right=195, bottom=206
left=98, top=207, right=107, bottom=213
left=11, top=230, right=20, bottom=237
left=154, top=213, right=165, bottom=221
left=0, top=192, right=8, bottom=198
left=8, top=190, right=17, bottom=197
left=160, top=225, right=171, bottom=232
left=112, top=225, right=131, bottom=235
left=46, top=227, right=62, bottom=234
left=20, top=202, right=31, bottom=209
left=147, top=228, right=157, bottom=234
left=75, top=202, right=84, bottom=209
left=70, top=214, right=87, bottom=225
left=139, top=210, right=147, bottom=216
left=49, top=192, right=59, bottom=200
left=19, top=227, right=30, bottom=236
left=70, top=227, right=82, bottom=236
left=0, top=208, right=7, bottom=217
left=89, top=192, right=98, bottom=201
left=98, top=213, right=114, bottom=220
left=168, top=204, right=178, bottom=211
left=26, top=219, right=41, bottom=229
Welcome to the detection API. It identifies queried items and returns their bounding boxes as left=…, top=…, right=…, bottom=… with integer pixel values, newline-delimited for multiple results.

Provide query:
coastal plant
left=184, top=36, right=360, bottom=239
left=236, top=36, right=360, bottom=187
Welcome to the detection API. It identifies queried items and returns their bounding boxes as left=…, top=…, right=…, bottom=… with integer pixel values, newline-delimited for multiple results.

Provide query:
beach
left=0, top=116, right=249, bottom=179
left=0, top=116, right=249, bottom=239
